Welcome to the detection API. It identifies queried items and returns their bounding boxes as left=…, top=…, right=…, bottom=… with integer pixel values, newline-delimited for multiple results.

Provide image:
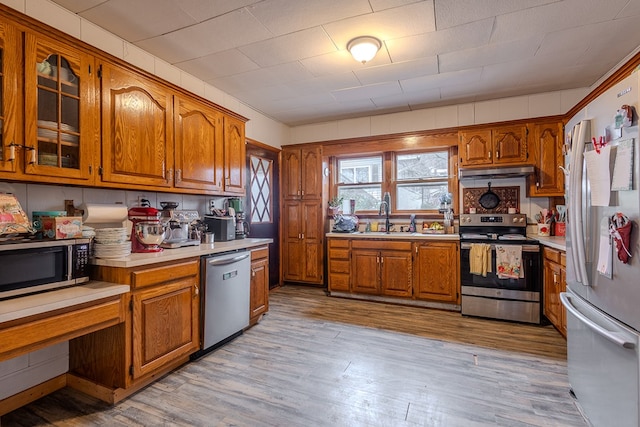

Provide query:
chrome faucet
left=379, top=192, right=391, bottom=233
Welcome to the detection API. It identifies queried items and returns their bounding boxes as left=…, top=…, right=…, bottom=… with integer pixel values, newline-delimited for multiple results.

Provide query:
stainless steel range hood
left=458, top=165, right=534, bottom=180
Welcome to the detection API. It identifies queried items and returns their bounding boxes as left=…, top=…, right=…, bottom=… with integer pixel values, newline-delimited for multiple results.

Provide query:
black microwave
left=0, top=238, right=91, bottom=299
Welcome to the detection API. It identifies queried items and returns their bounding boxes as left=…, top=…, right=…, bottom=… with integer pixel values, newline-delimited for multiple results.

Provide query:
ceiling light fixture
left=347, top=36, right=381, bottom=64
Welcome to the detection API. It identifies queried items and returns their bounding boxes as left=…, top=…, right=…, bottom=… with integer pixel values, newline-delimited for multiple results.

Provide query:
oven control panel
left=459, top=213, right=526, bottom=226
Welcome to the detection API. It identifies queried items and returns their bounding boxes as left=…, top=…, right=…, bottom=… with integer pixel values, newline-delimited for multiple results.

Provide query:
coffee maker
left=128, top=204, right=165, bottom=253
left=159, top=202, right=201, bottom=248
left=228, top=197, right=248, bottom=239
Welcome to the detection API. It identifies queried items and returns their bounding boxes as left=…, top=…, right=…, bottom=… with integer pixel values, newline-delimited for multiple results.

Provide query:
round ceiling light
left=347, top=36, right=381, bottom=64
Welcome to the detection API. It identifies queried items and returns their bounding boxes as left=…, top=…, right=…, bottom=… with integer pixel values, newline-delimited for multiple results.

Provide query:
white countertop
left=327, top=232, right=460, bottom=241
left=91, top=238, right=273, bottom=268
left=0, top=281, right=130, bottom=324
left=534, top=236, right=566, bottom=251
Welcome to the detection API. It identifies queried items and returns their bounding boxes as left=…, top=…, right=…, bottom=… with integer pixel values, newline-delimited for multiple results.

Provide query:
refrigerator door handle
left=568, top=120, right=591, bottom=287
left=561, top=292, right=636, bottom=349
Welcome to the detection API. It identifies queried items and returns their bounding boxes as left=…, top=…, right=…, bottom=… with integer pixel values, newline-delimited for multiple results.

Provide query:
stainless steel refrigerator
left=562, top=71, right=640, bottom=427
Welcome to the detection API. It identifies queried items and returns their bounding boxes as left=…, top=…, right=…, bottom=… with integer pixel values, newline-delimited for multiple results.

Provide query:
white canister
left=537, top=223, right=551, bottom=237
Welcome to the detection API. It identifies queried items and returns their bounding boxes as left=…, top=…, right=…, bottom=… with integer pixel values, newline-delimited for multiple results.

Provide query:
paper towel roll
left=81, top=203, right=128, bottom=225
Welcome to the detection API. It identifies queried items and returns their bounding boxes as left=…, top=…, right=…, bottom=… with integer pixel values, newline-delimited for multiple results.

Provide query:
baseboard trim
left=0, top=374, right=66, bottom=416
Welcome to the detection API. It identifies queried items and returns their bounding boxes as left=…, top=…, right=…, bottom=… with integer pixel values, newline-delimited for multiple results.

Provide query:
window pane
left=338, top=156, right=382, bottom=184
left=338, top=185, right=381, bottom=211
left=396, top=152, right=448, bottom=180
left=396, top=183, right=449, bottom=210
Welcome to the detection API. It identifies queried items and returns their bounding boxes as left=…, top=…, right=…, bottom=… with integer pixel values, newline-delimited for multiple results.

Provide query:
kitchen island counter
left=91, top=238, right=273, bottom=268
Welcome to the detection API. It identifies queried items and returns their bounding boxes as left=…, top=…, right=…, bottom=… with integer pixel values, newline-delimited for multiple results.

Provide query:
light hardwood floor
left=2, top=286, right=587, bottom=426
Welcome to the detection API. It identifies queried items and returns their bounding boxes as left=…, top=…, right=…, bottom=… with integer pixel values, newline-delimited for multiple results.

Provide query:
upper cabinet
left=99, top=62, right=174, bottom=189
left=223, top=115, right=246, bottom=194
left=24, top=33, right=96, bottom=183
left=282, top=146, right=322, bottom=200
left=528, top=121, right=564, bottom=197
left=0, top=21, right=19, bottom=174
left=459, top=125, right=529, bottom=167
left=174, top=95, right=224, bottom=192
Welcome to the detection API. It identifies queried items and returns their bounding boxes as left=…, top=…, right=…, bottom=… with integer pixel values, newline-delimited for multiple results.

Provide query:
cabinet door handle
left=252, top=269, right=256, bottom=277
left=27, top=147, right=36, bottom=164
left=194, top=284, right=199, bottom=296
left=553, top=273, right=558, bottom=284
left=301, top=190, right=305, bottom=196
left=488, top=150, right=492, bottom=160
left=175, top=169, right=181, bottom=183
left=6, top=142, right=15, bottom=161
left=301, top=233, right=304, bottom=239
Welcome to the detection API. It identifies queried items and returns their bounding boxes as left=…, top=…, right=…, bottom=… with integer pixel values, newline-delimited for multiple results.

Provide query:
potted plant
left=328, top=196, right=343, bottom=216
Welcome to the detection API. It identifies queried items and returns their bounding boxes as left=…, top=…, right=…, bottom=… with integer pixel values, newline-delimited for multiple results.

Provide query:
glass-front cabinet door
left=0, top=22, right=18, bottom=174
left=24, top=33, right=94, bottom=181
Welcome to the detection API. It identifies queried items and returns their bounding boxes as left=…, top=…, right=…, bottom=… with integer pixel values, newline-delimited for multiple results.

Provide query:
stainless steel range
left=459, top=213, right=541, bottom=324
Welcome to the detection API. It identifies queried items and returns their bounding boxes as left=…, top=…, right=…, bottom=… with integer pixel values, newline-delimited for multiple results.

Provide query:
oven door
left=460, top=242, right=541, bottom=292
left=460, top=242, right=542, bottom=323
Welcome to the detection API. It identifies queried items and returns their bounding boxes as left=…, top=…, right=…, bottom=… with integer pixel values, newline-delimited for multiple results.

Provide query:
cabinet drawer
left=330, top=259, right=350, bottom=274
left=251, top=246, right=269, bottom=260
left=352, top=240, right=412, bottom=251
left=560, top=251, right=566, bottom=266
left=329, top=248, right=350, bottom=260
left=329, top=239, right=349, bottom=248
left=131, top=259, right=199, bottom=289
left=329, top=274, right=350, bottom=291
left=543, top=247, right=561, bottom=263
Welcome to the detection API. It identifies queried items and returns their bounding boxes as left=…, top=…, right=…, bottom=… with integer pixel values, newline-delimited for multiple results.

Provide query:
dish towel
left=469, top=243, right=492, bottom=277
left=495, top=245, right=523, bottom=279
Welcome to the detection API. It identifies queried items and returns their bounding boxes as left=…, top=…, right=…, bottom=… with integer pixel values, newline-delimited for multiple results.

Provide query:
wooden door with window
left=246, top=140, right=280, bottom=288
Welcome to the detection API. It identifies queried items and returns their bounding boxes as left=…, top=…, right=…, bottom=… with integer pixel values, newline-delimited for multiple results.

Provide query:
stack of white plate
left=94, top=227, right=131, bottom=259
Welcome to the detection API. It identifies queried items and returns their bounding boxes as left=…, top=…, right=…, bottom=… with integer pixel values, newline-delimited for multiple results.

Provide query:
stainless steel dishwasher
left=196, top=250, right=251, bottom=357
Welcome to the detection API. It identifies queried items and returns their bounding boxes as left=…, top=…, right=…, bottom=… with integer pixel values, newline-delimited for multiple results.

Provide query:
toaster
left=203, top=216, right=236, bottom=241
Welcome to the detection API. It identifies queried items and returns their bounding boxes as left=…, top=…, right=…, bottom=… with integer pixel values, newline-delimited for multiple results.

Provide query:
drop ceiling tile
left=528, top=92, right=562, bottom=117
left=438, top=37, right=542, bottom=73
left=75, top=0, right=198, bottom=42
left=175, top=0, right=257, bottom=23
left=323, top=1, right=436, bottom=49
left=400, top=68, right=483, bottom=92
left=247, top=0, right=372, bottom=36
left=331, top=81, right=403, bottom=102
left=154, top=59, right=182, bottom=87
left=285, top=73, right=363, bottom=96
left=80, top=19, right=124, bottom=59
left=490, top=0, right=632, bottom=44
left=46, top=0, right=104, bottom=13
left=177, top=49, right=259, bottom=81
left=123, top=42, right=155, bottom=74
left=370, top=0, right=428, bottom=12
left=26, top=0, right=81, bottom=39
left=354, top=56, right=439, bottom=86
left=434, top=0, right=556, bottom=29
left=136, top=8, right=273, bottom=63
left=386, top=18, right=494, bottom=63
left=371, top=87, right=440, bottom=108
left=239, top=27, right=337, bottom=67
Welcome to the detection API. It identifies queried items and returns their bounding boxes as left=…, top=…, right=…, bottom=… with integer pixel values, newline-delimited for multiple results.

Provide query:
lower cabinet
left=68, top=258, right=200, bottom=403
left=250, top=246, right=269, bottom=326
left=351, top=240, right=413, bottom=297
left=543, top=247, right=566, bottom=336
left=414, top=241, right=460, bottom=303
left=327, top=237, right=459, bottom=305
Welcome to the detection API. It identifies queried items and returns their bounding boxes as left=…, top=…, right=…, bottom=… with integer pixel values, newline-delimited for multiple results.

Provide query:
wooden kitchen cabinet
left=23, top=32, right=96, bottom=183
left=327, top=238, right=351, bottom=292
left=459, top=125, right=529, bottom=167
left=0, top=21, right=19, bottom=175
left=414, top=241, right=460, bottom=303
left=528, top=121, right=565, bottom=197
left=223, top=115, right=246, bottom=194
left=543, top=247, right=566, bottom=337
left=68, top=258, right=200, bottom=403
left=250, top=246, right=269, bottom=325
left=174, top=95, right=224, bottom=192
left=283, top=199, right=323, bottom=284
left=282, top=146, right=322, bottom=200
left=351, top=240, right=412, bottom=297
left=99, top=62, right=174, bottom=189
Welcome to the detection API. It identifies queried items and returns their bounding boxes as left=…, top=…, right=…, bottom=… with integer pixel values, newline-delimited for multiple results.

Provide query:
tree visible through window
left=336, top=156, right=382, bottom=211
left=396, top=152, right=449, bottom=210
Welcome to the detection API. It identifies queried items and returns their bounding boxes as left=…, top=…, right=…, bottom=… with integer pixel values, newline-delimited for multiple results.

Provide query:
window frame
left=331, top=147, right=458, bottom=215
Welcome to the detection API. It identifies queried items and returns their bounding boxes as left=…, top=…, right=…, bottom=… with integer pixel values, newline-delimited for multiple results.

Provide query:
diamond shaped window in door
left=250, top=155, right=272, bottom=223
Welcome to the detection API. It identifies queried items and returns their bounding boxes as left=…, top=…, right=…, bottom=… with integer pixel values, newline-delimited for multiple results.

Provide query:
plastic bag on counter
left=332, top=214, right=358, bottom=233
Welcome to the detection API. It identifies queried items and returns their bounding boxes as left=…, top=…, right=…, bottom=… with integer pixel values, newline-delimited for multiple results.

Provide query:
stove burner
left=498, top=234, right=527, bottom=241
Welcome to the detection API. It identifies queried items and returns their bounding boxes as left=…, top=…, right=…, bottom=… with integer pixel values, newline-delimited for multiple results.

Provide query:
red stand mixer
left=128, top=204, right=166, bottom=253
